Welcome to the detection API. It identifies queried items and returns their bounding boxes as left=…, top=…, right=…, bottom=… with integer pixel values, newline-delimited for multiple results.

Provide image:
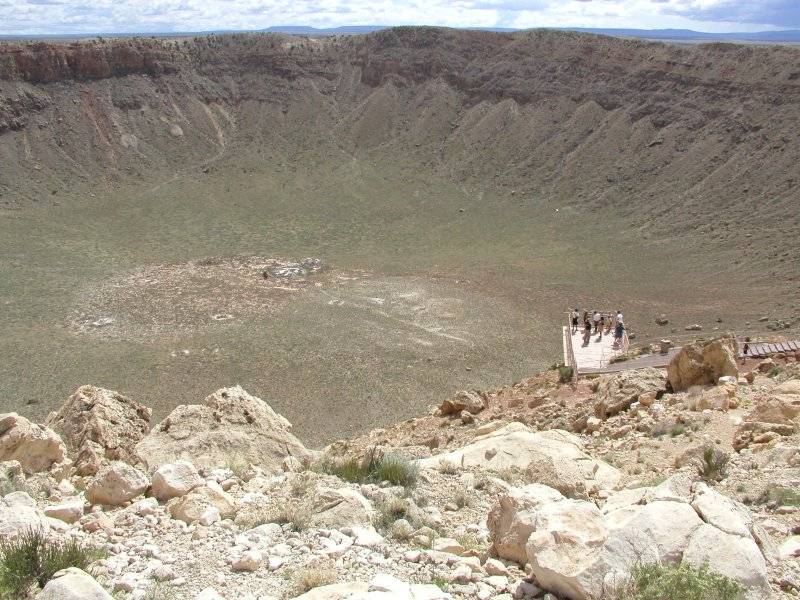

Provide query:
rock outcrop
left=46, top=385, right=152, bottom=476
left=135, top=386, right=311, bottom=472
left=593, top=368, right=666, bottom=420
left=0, top=413, right=71, bottom=477
left=667, top=337, right=738, bottom=392
left=417, top=422, right=620, bottom=496
left=734, top=379, right=800, bottom=450
left=488, top=474, right=773, bottom=600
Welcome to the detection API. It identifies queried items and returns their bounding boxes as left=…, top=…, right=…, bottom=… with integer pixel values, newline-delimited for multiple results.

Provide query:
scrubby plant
left=669, top=424, right=687, bottom=437
left=758, top=485, right=800, bottom=507
left=373, top=496, right=413, bottom=532
left=272, top=502, right=313, bottom=532
left=700, top=447, right=729, bottom=482
left=314, top=452, right=418, bottom=487
left=454, top=532, right=485, bottom=554
left=453, top=487, right=473, bottom=509
left=291, top=562, right=338, bottom=594
left=437, top=460, right=459, bottom=475
left=558, top=365, right=574, bottom=383
left=767, top=366, right=781, bottom=378
left=0, top=528, right=106, bottom=598
left=615, top=562, right=742, bottom=600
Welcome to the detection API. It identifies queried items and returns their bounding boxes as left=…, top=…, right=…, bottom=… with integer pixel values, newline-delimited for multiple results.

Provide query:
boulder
left=489, top=474, right=773, bottom=600
left=1, top=493, right=69, bottom=537
left=0, top=413, right=71, bottom=476
left=46, top=385, right=151, bottom=476
left=151, top=460, right=203, bottom=501
left=682, top=524, right=771, bottom=600
left=36, top=568, right=113, bottom=600
left=169, top=481, right=236, bottom=523
left=439, top=390, right=486, bottom=416
left=311, top=487, right=374, bottom=529
left=733, top=380, right=800, bottom=450
left=487, top=484, right=566, bottom=564
left=418, top=423, right=620, bottom=494
left=85, top=461, right=149, bottom=506
left=593, top=368, right=666, bottom=420
left=526, top=499, right=609, bottom=600
left=135, top=386, right=311, bottom=472
left=43, top=500, right=84, bottom=524
left=667, top=337, right=738, bottom=392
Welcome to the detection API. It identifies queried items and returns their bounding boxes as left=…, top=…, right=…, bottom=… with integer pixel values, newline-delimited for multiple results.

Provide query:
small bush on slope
left=315, top=452, right=419, bottom=487
left=0, top=528, right=106, bottom=598
left=616, top=562, right=742, bottom=600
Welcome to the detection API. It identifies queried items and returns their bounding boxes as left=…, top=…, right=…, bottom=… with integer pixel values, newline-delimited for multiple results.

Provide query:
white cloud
left=0, top=0, right=789, bottom=35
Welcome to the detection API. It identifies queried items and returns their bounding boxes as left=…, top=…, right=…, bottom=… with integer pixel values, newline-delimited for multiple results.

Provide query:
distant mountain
left=262, top=25, right=800, bottom=43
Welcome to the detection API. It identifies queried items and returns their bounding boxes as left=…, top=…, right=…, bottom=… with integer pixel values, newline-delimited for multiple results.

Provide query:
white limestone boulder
left=35, top=568, right=112, bottom=600
left=85, top=461, right=149, bottom=506
left=135, top=386, right=311, bottom=473
left=0, top=413, right=71, bottom=477
left=151, top=460, right=203, bottom=501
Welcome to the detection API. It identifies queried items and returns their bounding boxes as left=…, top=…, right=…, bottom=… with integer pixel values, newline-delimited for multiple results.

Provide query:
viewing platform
left=562, top=316, right=679, bottom=379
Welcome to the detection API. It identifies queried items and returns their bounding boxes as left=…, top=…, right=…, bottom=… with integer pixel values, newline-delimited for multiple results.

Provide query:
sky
left=1, top=0, right=799, bottom=36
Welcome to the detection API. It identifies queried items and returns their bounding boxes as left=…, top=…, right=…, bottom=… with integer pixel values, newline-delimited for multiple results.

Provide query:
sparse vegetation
left=314, top=452, right=419, bottom=488
left=291, top=562, right=338, bottom=595
left=757, top=485, right=800, bottom=507
left=767, top=366, right=781, bottom=378
left=272, top=502, right=313, bottom=532
left=615, top=562, right=742, bottom=600
left=454, top=532, right=485, bottom=554
left=0, top=528, right=106, bottom=598
left=437, top=460, right=460, bottom=475
left=558, top=365, right=574, bottom=383
left=141, top=583, right=180, bottom=600
left=700, top=447, right=729, bottom=482
left=670, top=424, right=686, bottom=437
left=453, top=487, right=473, bottom=509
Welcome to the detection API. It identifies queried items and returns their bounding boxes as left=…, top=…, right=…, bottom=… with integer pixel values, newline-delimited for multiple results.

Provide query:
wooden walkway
left=740, top=340, right=800, bottom=358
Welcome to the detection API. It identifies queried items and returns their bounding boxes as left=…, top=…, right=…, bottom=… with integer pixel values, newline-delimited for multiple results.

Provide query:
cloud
left=663, top=0, right=800, bottom=28
left=0, top=0, right=795, bottom=35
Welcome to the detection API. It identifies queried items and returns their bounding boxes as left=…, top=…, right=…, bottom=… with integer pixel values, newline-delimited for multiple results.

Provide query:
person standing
left=583, top=318, right=592, bottom=346
left=614, top=317, right=625, bottom=349
left=593, top=311, right=601, bottom=335
left=571, top=308, right=580, bottom=334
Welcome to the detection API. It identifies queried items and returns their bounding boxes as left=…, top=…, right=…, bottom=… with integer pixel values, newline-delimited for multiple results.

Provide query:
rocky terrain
left=1, top=335, right=799, bottom=599
left=2, top=28, right=799, bottom=441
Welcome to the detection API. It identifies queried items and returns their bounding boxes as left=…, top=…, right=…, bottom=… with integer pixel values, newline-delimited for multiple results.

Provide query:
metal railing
left=563, top=315, right=578, bottom=383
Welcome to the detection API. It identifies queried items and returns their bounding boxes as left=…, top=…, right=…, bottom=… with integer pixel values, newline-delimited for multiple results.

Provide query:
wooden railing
left=563, top=314, right=578, bottom=382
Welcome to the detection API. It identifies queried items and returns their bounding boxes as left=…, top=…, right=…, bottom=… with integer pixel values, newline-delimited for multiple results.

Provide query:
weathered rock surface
left=734, top=379, right=800, bottom=450
left=593, top=368, right=666, bottom=420
left=311, top=487, right=375, bottom=529
left=418, top=423, right=620, bottom=495
left=168, top=481, right=236, bottom=524
left=0, top=413, right=71, bottom=476
left=439, top=390, right=486, bottom=416
left=151, top=460, right=204, bottom=501
left=0, top=492, right=69, bottom=537
left=46, top=385, right=151, bottom=476
left=135, top=386, right=311, bottom=472
left=85, top=461, right=149, bottom=506
left=667, top=337, right=738, bottom=392
left=488, top=475, right=773, bottom=600
left=36, top=567, right=113, bottom=600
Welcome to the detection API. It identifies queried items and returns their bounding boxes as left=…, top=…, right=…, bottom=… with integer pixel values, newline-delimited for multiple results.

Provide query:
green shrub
left=617, top=562, right=742, bottom=600
left=700, top=448, right=729, bottom=482
left=315, top=453, right=418, bottom=488
left=0, top=529, right=106, bottom=598
left=767, top=366, right=781, bottom=378
left=758, top=485, right=800, bottom=507
left=670, top=424, right=686, bottom=437
left=558, top=365, right=574, bottom=383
